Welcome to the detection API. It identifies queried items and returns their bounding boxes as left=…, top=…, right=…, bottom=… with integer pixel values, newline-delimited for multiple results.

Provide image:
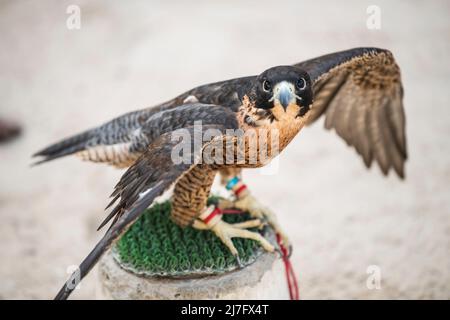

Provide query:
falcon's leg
left=192, top=205, right=274, bottom=266
left=218, top=169, right=292, bottom=254
left=170, top=165, right=274, bottom=264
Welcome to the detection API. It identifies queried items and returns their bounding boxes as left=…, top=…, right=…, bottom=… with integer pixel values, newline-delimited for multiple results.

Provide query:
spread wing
left=55, top=104, right=239, bottom=300
left=33, top=102, right=243, bottom=167
left=295, top=47, right=407, bottom=178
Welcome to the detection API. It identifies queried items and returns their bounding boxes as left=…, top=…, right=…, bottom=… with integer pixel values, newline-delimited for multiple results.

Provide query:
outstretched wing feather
left=295, top=47, right=407, bottom=177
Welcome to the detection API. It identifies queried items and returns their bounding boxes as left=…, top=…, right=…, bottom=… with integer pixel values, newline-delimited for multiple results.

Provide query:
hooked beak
left=273, top=81, right=295, bottom=109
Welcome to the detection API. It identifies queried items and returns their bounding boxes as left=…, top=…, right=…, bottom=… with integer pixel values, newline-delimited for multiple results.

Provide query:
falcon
left=34, top=47, right=407, bottom=299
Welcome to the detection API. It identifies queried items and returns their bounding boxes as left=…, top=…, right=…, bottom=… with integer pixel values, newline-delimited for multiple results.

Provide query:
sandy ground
left=0, top=0, right=449, bottom=299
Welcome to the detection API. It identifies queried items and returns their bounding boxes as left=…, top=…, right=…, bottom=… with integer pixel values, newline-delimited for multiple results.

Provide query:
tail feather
left=32, top=130, right=94, bottom=165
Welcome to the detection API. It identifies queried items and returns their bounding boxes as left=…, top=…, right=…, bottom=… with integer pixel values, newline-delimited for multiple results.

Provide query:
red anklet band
left=203, top=207, right=222, bottom=224
left=234, top=184, right=247, bottom=197
left=225, top=176, right=248, bottom=198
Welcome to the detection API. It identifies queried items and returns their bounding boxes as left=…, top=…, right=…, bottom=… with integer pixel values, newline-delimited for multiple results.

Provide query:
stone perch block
left=95, top=198, right=290, bottom=299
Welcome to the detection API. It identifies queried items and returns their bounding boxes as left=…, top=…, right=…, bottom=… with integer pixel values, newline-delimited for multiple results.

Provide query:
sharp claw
left=234, top=255, right=243, bottom=268
left=287, top=244, right=293, bottom=258
left=257, top=219, right=267, bottom=230
left=275, top=246, right=283, bottom=258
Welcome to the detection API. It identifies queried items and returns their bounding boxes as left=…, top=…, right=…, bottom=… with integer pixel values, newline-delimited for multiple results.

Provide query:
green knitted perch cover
left=113, top=196, right=267, bottom=277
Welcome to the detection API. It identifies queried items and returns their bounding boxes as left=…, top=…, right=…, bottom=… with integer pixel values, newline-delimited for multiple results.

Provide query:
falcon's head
left=250, top=66, right=313, bottom=120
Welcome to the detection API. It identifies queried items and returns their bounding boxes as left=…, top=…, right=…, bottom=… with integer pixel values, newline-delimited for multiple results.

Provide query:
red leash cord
left=221, top=208, right=300, bottom=300
left=276, top=233, right=299, bottom=300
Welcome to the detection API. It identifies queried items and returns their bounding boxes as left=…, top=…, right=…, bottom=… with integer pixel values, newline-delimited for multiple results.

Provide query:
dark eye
left=262, top=79, right=272, bottom=92
left=296, top=77, right=306, bottom=90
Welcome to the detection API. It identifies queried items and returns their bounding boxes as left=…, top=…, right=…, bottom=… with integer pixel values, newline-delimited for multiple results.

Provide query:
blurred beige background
left=0, top=0, right=449, bottom=299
